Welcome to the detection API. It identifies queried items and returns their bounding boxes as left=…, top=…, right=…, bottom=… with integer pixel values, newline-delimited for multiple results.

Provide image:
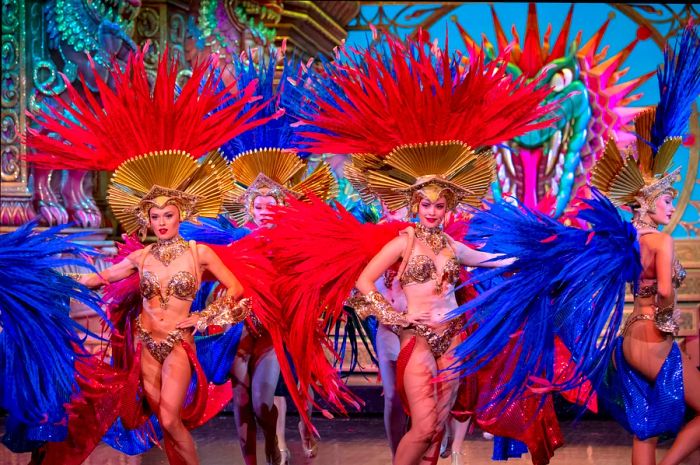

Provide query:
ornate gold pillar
left=1, top=0, right=35, bottom=225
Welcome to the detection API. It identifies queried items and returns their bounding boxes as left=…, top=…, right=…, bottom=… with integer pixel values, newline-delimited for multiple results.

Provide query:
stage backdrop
left=346, top=2, right=699, bottom=239
left=342, top=2, right=699, bottom=358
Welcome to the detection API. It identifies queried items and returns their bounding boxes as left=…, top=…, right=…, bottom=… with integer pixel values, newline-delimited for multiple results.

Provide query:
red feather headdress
left=295, top=31, right=555, bottom=156
left=292, top=30, right=557, bottom=212
left=25, top=44, right=278, bottom=171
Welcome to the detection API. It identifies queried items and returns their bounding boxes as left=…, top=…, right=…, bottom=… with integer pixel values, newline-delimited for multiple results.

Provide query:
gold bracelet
left=196, top=296, right=252, bottom=332
left=64, top=272, right=85, bottom=280
left=652, top=303, right=679, bottom=336
left=347, top=290, right=408, bottom=327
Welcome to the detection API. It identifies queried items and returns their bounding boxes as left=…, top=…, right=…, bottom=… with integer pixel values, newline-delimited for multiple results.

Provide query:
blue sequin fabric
left=492, top=436, right=528, bottom=461
left=599, top=338, right=685, bottom=439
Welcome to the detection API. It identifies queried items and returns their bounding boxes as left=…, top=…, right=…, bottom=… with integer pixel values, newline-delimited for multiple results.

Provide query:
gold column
left=1, top=0, right=35, bottom=225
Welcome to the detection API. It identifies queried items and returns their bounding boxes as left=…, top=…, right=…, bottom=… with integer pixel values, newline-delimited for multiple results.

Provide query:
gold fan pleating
left=652, top=138, right=682, bottom=175
left=294, top=162, right=339, bottom=201
left=591, top=101, right=684, bottom=208
left=107, top=149, right=232, bottom=235
left=344, top=155, right=377, bottom=205
left=229, top=148, right=306, bottom=187
left=224, top=148, right=338, bottom=225
left=590, top=140, right=645, bottom=206
left=350, top=141, right=496, bottom=211
left=635, top=108, right=655, bottom=177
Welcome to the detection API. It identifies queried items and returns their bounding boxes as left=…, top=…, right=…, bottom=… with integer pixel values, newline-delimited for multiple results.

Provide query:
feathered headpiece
left=25, top=44, right=277, bottom=236
left=591, top=22, right=700, bottom=216
left=287, top=30, right=556, bottom=212
left=219, top=45, right=338, bottom=225
left=26, top=45, right=275, bottom=170
left=224, top=148, right=338, bottom=225
left=108, top=149, right=234, bottom=238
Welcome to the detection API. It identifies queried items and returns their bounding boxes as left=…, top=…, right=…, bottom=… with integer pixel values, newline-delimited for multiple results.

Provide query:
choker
left=415, top=223, right=447, bottom=255
left=632, top=217, right=659, bottom=231
left=151, top=236, right=189, bottom=266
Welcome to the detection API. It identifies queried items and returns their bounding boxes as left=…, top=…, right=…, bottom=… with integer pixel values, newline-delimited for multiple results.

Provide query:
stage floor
left=2, top=414, right=698, bottom=465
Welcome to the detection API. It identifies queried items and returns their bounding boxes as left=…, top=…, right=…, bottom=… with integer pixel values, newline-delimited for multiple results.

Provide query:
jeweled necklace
left=632, top=217, right=658, bottom=231
left=151, top=236, right=189, bottom=267
left=415, top=223, right=447, bottom=255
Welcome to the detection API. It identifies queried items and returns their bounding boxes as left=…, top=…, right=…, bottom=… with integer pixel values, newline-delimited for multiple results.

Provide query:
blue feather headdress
left=650, top=21, right=700, bottom=152
left=591, top=22, right=699, bottom=215
left=218, top=45, right=306, bottom=159
left=216, top=46, right=339, bottom=226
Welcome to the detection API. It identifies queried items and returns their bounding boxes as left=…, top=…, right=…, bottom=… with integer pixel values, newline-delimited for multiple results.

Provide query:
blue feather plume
left=448, top=189, right=641, bottom=410
left=179, top=215, right=251, bottom=244
left=330, top=308, right=379, bottom=377
left=280, top=52, right=355, bottom=150
left=650, top=22, right=700, bottom=152
left=216, top=46, right=309, bottom=159
left=0, top=221, right=108, bottom=424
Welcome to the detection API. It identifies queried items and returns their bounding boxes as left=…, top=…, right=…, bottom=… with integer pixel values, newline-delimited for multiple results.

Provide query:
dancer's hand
left=176, top=314, right=200, bottom=332
left=406, top=309, right=433, bottom=325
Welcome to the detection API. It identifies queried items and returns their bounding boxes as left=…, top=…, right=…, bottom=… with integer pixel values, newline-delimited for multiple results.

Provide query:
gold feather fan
left=107, top=149, right=232, bottom=237
left=224, top=148, right=338, bottom=225
left=351, top=141, right=496, bottom=212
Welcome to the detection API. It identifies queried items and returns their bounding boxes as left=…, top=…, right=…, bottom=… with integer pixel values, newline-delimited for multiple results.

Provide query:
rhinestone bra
left=140, top=270, right=197, bottom=308
left=634, top=258, right=686, bottom=298
left=629, top=258, right=686, bottom=336
left=399, top=255, right=461, bottom=289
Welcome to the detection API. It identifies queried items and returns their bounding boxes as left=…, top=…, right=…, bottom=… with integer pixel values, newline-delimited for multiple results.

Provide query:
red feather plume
left=296, top=30, right=556, bottom=156
left=26, top=44, right=280, bottom=170
left=258, top=196, right=409, bottom=423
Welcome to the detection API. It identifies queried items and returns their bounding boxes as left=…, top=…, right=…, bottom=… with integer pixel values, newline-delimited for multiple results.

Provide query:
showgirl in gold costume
left=24, top=45, right=277, bottom=465
left=255, top=30, right=559, bottom=465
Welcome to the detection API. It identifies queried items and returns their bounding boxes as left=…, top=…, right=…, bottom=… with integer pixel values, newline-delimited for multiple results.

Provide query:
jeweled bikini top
left=139, top=237, right=198, bottom=308
left=140, top=270, right=197, bottom=305
left=399, top=224, right=461, bottom=293
left=634, top=258, right=686, bottom=298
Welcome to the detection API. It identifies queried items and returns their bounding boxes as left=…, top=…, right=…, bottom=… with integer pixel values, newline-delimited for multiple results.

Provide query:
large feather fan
left=0, top=222, right=107, bottom=424
left=26, top=44, right=277, bottom=170
left=285, top=30, right=556, bottom=156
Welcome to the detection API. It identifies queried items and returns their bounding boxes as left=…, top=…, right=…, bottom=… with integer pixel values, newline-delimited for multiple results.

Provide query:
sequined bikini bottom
left=402, top=318, right=463, bottom=358
left=136, top=316, right=185, bottom=364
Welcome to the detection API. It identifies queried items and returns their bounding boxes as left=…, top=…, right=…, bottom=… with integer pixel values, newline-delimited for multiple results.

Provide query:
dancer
left=593, top=23, right=700, bottom=465
left=76, top=149, right=245, bottom=465
left=449, top=22, right=700, bottom=465
left=180, top=45, right=343, bottom=465
left=224, top=149, right=337, bottom=465
left=24, top=45, right=277, bottom=465
left=257, top=30, right=558, bottom=465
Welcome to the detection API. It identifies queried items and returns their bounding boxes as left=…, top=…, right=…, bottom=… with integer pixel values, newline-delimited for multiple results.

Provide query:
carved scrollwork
left=0, top=0, right=22, bottom=193
left=1, top=110, right=17, bottom=144
left=170, top=13, right=186, bottom=44
left=136, top=7, right=160, bottom=38
left=1, top=142, right=19, bottom=182
left=32, top=59, right=68, bottom=96
left=1, top=0, right=19, bottom=31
